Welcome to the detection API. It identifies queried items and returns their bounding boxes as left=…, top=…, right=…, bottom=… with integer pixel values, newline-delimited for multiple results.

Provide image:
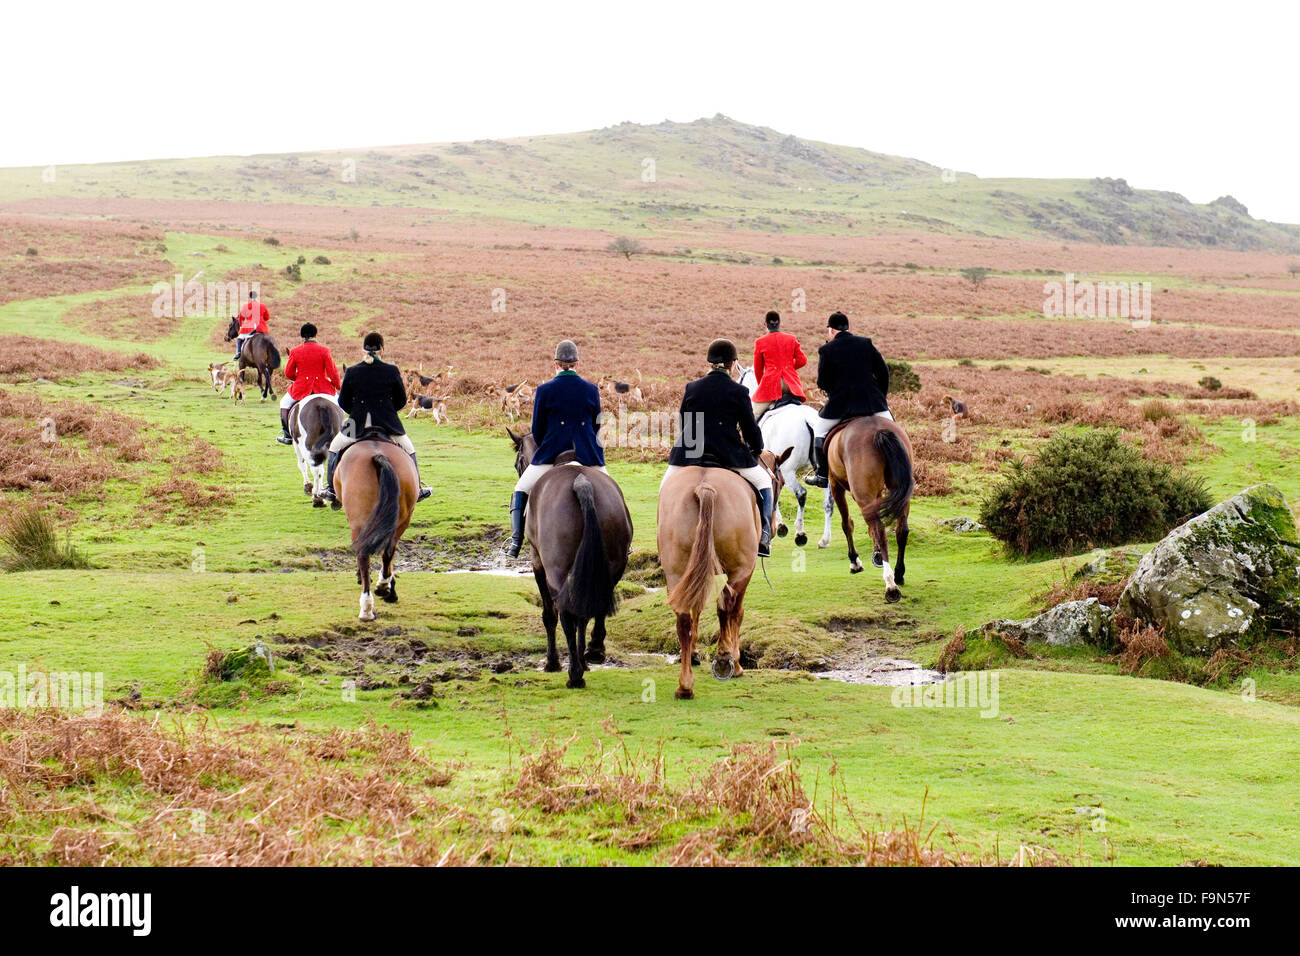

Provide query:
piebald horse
left=335, top=438, right=418, bottom=620
left=223, top=316, right=281, bottom=401
left=288, top=395, right=344, bottom=506
left=737, top=363, right=822, bottom=546
left=657, top=448, right=788, bottom=699
left=507, top=429, right=633, bottom=689
left=823, top=416, right=915, bottom=603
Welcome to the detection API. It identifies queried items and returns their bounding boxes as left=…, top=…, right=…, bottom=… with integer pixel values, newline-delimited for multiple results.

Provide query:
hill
left=1, top=115, right=1297, bottom=251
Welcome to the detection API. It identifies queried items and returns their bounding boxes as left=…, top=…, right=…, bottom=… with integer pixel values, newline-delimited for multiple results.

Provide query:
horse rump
left=874, top=429, right=914, bottom=524
left=310, top=401, right=334, bottom=465
left=555, top=473, right=615, bottom=620
left=355, top=453, right=400, bottom=563
left=666, top=483, right=718, bottom=618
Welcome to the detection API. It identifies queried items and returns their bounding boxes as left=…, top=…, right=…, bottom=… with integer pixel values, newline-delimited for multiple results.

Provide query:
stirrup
left=502, top=537, right=522, bottom=558
left=416, top=486, right=432, bottom=502
left=806, top=473, right=829, bottom=487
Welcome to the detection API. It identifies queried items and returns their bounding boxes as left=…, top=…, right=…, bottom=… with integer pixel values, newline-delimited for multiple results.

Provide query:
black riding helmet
left=707, top=338, right=737, bottom=368
left=300, top=323, right=317, bottom=339
left=765, top=310, right=780, bottom=330
left=828, top=311, right=849, bottom=330
left=363, top=331, right=384, bottom=352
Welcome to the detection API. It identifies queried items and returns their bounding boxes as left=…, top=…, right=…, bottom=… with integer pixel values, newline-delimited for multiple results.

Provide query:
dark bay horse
left=288, top=395, right=345, bottom=506
left=335, top=438, right=418, bottom=620
left=223, top=316, right=281, bottom=401
left=825, top=415, right=915, bottom=603
left=657, top=449, right=788, bottom=699
left=507, top=429, right=633, bottom=689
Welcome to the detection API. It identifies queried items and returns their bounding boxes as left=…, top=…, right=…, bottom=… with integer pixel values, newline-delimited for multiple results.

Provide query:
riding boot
left=757, top=487, right=774, bottom=558
left=502, top=491, right=528, bottom=557
left=276, top=408, right=293, bottom=445
left=806, top=437, right=829, bottom=487
left=323, top=451, right=341, bottom=509
left=411, top=453, right=432, bottom=502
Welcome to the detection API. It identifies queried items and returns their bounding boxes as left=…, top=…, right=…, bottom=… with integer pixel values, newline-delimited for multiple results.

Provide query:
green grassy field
left=4, top=224, right=1300, bottom=866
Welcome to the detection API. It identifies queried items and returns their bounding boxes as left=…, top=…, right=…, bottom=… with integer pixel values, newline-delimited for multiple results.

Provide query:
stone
left=940, top=517, right=985, bottom=534
left=1117, top=483, right=1300, bottom=655
left=982, top=598, right=1114, bottom=648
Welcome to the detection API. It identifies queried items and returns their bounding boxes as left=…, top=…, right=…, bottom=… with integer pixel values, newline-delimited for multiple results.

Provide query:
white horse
left=288, top=394, right=344, bottom=507
left=736, top=363, right=834, bottom=548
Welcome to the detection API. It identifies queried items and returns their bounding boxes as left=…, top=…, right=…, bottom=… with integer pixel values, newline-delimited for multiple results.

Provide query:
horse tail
left=309, top=401, right=333, bottom=465
left=265, top=338, right=281, bottom=371
left=873, top=429, right=914, bottom=524
left=355, top=454, right=400, bottom=565
left=555, top=473, right=615, bottom=620
left=667, top=483, right=718, bottom=618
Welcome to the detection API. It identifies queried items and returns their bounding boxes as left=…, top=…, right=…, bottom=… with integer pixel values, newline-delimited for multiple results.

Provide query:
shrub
left=263, top=237, right=281, bottom=246
left=979, top=429, right=1212, bottom=556
left=0, top=508, right=90, bottom=571
left=607, top=236, right=646, bottom=259
left=24, top=247, right=37, bottom=257
left=284, top=262, right=302, bottom=282
left=1197, top=375, right=1222, bottom=391
left=886, top=359, right=921, bottom=394
left=312, top=255, right=331, bottom=265
left=960, top=266, right=991, bottom=290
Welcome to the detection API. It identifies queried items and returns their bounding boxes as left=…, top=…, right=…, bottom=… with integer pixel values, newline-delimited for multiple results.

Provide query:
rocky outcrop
left=982, top=598, right=1113, bottom=648
left=1118, top=483, right=1300, bottom=654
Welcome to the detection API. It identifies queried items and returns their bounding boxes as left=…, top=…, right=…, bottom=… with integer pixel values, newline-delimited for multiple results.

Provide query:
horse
left=737, top=363, right=823, bottom=547
left=223, top=316, right=281, bottom=401
left=822, top=415, right=915, bottom=603
left=335, top=437, right=419, bottom=620
left=657, top=448, right=787, bottom=699
left=507, top=429, right=633, bottom=689
left=288, top=395, right=345, bottom=506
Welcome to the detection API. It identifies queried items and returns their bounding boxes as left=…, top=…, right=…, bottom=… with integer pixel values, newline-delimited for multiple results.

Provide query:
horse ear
left=777, top=445, right=795, bottom=466
left=505, top=427, right=521, bottom=446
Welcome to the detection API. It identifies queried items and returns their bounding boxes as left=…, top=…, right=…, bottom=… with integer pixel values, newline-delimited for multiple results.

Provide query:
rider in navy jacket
left=503, top=339, right=607, bottom=557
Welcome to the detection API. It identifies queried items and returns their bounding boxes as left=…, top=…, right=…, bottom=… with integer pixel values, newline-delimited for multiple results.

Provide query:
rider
left=750, top=310, right=807, bottom=421
left=663, top=339, right=775, bottom=558
left=234, top=290, right=269, bottom=363
left=502, top=339, right=607, bottom=558
left=321, top=332, right=432, bottom=507
left=277, top=323, right=342, bottom=445
left=806, top=311, right=892, bottom=488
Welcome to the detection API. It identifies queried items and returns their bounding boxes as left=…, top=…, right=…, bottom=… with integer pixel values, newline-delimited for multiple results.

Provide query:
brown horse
left=657, top=449, right=789, bottom=699
left=223, top=316, right=281, bottom=401
left=825, top=415, right=915, bottom=603
left=507, top=429, right=633, bottom=688
left=335, top=439, right=418, bottom=620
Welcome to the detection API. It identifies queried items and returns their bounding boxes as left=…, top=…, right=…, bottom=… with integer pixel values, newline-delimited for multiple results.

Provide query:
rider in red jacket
left=750, top=310, right=807, bottom=420
left=234, top=291, right=270, bottom=362
left=277, top=323, right=342, bottom=444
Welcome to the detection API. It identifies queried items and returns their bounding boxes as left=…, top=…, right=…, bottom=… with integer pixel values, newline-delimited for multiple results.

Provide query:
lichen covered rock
left=982, top=598, right=1114, bottom=648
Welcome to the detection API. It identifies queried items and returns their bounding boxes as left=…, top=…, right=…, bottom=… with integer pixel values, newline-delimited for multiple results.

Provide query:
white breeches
left=281, top=392, right=339, bottom=410
left=814, top=409, right=893, bottom=438
left=515, top=462, right=608, bottom=494
left=329, top=431, right=416, bottom=456
left=661, top=464, right=768, bottom=495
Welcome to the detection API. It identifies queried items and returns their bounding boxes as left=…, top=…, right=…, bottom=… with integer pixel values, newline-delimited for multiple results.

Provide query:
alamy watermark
left=892, top=671, right=999, bottom=718
left=1043, top=273, right=1151, bottom=327
left=1, top=665, right=104, bottom=716
left=151, top=274, right=260, bottom=319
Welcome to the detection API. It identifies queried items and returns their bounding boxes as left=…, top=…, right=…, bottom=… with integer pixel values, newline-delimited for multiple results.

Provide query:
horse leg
left=864, top=508, right=899, bottom=602
left=561, top=611, right=585, bottom=689
left=296, top=445, right=313, bottom=495
left=834, top=482, right=862, bottom=573
left=357, top=551, right=375, bottom=621
left=674, top=612, right=696, bottom=699
left=534, top=568, right=561, bottom=672
left=376, top=542, right=398, bottom=603
left=791, top=478, right=808, bottom=547
left=818, top=485, right=834, bottom=549
left=773, top=482, right=787, bottom=539
left=585, top=615, right=606, bottom=665
left=577, top=618, right=589, bottom=673
left=895, top=504, right=911, bottom=590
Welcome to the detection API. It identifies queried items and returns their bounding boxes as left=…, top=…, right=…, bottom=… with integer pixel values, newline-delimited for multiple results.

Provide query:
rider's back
left=339, top=357, right=407, bottom=436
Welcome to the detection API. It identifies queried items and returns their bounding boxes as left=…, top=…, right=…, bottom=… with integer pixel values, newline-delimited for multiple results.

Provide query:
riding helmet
left=707, top=338, right=738, bottom=366
left=765, top=310, right=781, bottom=330
left=363, top=332, right=384, bottom=352
left=300, top=323, right=317, bottom=339
left=554, top=339, right=579, bottom=363
left=828, top=311, right=849, bottom=330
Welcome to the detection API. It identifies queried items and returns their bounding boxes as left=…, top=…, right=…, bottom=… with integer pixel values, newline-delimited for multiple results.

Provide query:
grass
left=2, top=219, right=1300, bottom=866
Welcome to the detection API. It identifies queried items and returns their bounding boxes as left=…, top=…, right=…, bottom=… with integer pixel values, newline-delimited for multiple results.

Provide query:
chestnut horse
left=657, top=448, right=788, bottom=699
left=335, top=439, right=418, bottom=620
left=223, top=316, right=281, bottom=401
left=825, top=415, right=915, bottom=603
left=507, top=429, right=633, bottom=688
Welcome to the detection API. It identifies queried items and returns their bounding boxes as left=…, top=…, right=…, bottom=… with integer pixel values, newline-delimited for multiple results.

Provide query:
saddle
left=338, top=428, right=397, bottom=464
left=755, top=394, right=803, bottom=424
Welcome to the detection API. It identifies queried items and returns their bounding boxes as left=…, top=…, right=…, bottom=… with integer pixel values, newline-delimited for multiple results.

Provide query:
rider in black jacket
left=806, top=312, right=892, bottom=487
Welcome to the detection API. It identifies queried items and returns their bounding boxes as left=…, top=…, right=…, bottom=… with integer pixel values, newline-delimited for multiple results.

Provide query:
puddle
left=816, top=656, right=945, bottom=686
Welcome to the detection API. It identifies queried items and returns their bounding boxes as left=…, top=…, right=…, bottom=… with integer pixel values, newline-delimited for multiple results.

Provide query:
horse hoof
left=850, top=564, right=863, bottom=574
left=584, top=649, right=605, bottom=665
left=312, top=497, right=324, bottom=508
left=817, top=540, right=830, bottom=549
left=303, top=483, right=312, bottom=494
left=712, top=657, right=735, bottom=681
left=543, top=660, right=562, bottom=673
left=872, top=552, right=884, bottom=568
left=675, top=687, right=694, bottom=700
left=381, top=590, right=398, bottom=604
left=359, top=611, right=375, bottom=622
left=690, top=652, right=700, bottom=667
left=566, top=677, right=586, bottom=690
left=795, top=533, right=808, bottom=547
left=777, top=525, right=788, bottom=538
left=885, top=588, right=902, bottom=604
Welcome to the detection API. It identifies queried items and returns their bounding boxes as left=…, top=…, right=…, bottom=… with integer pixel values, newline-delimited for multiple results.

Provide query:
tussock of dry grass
left=1113, top=614, right=1171, bottom=675
left=0, top=336, right=157, bottom=381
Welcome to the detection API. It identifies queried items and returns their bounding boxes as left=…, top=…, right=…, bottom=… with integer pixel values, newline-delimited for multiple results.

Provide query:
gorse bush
left=886, top=359, right=921, bottom=394
left=979, top=429, right=1212, bottom=556
left=0, top=508, right=90, bottom=571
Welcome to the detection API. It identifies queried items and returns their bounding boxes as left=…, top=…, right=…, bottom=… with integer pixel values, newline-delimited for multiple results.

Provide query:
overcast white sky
left=6, top=0, right=1297, bottom=222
